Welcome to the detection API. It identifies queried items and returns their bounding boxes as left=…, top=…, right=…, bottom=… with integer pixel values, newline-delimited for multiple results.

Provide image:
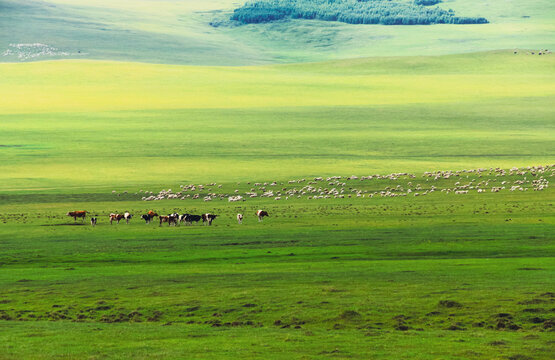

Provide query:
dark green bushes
left=231, top=0, right=488, bottom=25
left=414, top=0, right=442, bottom=6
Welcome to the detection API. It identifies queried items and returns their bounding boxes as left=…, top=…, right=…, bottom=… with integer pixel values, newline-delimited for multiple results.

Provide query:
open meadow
left=0, top=48, right=554, bottom=358
left=0, top=168, right=554, bottom=359
left=1, top=51, right=554, bottom=190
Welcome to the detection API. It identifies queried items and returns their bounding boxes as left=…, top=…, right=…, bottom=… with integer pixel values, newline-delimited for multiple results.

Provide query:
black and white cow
left=178, top=214, right=187, bottom=224
left=124, top=211, right=132, bottom=224
left=185, top=214, right=202, bottom=225
left=256, top=210, right=269, bottom=222
left=141, top=214, right=154, bottom=224
left=90, top=217, right=97, bottom=226
left=202, top=213, right=218, bottom=226
left=237, top=213, right=243, bottom=224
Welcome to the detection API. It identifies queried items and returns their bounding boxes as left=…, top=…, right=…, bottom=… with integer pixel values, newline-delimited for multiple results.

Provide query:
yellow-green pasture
left=0, top=51, right=553, bottom=191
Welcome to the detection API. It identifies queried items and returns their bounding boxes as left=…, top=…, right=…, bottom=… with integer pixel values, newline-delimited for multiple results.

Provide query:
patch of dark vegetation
left=489, top=340, right=507, bottom=346
left=147, top=311, right=163, bottom=322
left=496, top=318, right=521, bottom=331
left=446, top=324, right=465, bottom=330
left=517, top=268, right=544, bottom=271
left=522, top=308, right=544, bottom=313
left=496, top=313, right=513, bottom=319
left=519, top=299, right=548, bottom=305
left=99, top=311, right=143, bottom=323
left=242, top=303, right=257, bottom=308
left=319, top=349, right=341, bottom=355
left=439, top=300, right=462, bottom=308
left=414, top=0, right=441, bottom=5
left=323, top=288, right=344, bottom=293
left=518, top=292, right=555, bottom=305
left=230, top=0, right=488, bottom=25
left=393, top=314, right=410, bottom=331
left=221, top=240, right=299, bottom=246
left=339, top=310, right=361, bottom=320
left=528, top=317, right=545, bottom=324
left=507, top=355, right=532, bottom=360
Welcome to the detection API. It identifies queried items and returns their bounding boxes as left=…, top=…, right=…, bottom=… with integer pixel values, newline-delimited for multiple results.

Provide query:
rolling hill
left=1, top=0, right=554, bottom=65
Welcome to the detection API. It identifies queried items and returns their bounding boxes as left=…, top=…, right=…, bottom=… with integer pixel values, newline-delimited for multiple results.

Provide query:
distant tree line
left=231, top=0, right=488, bottom=25
left=414, top=0, right=442, bottom=6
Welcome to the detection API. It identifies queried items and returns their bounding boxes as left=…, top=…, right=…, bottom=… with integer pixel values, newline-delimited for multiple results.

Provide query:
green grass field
left=1, top=51, right=554, bottom=191
left=1, top=4, right=554, bottom=356
left=1, top=53, right=554, bottom=358
left=0, top=171, right=553, bottom=359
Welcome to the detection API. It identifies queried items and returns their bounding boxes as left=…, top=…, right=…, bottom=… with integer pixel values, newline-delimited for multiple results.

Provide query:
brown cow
left=109, top=213, right=125, bottom=225
left=67, top=211, right=87, bottom=222
left=159, top=214, right=178, bottom=226
left=148, top=210, right=159, bottom=218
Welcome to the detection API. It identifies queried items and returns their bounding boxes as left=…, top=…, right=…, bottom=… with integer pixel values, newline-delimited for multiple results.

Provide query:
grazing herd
left=65, top=165, right=552, bottom=228
left=66, top=210, right=269, bottom=227
left=132, top=165, right=552, bottom=203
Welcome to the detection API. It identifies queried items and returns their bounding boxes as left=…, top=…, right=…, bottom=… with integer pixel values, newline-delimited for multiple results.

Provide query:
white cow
left=124, top=212, right=132, bottom=224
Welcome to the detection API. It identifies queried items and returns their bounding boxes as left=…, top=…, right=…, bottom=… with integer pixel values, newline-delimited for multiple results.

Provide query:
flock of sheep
left=116, top=165, right=553, bottom=203
left=1, top=43, right=78, bottom=61
left=66, top=165, right=552, bottom=227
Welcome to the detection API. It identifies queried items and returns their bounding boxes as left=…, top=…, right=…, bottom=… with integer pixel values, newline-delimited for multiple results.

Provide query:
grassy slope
left=0, top=51, right=553, bottom=190
left=229, top=0, right=555, bottom=62
left=1, top=0, right=554, bottom=65
left=0, top=0, right=270, bottom=65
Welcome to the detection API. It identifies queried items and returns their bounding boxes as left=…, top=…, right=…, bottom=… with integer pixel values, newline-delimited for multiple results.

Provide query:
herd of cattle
left=66, top=210, right=269, bottom=226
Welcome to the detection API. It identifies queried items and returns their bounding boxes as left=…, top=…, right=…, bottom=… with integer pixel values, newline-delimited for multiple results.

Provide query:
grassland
left=0, top=170, right=554, bottom=359
left=1, top=51, right=554, bottom=191
left=0, top=48, right=554, bottom=358
left=1, top=0, right=554, bottom=64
